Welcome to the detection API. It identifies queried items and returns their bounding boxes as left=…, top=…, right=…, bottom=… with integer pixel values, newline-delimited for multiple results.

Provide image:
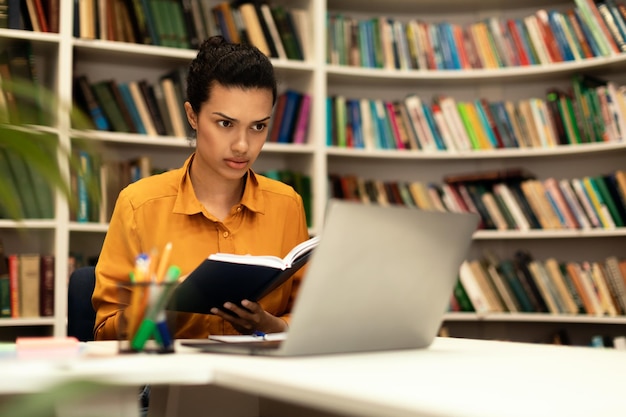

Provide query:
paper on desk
left=209, top=332, right=287, bottom=343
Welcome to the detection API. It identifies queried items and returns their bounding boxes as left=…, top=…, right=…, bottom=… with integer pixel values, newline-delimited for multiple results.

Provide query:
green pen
left=130, top=265, right=181, bottom=352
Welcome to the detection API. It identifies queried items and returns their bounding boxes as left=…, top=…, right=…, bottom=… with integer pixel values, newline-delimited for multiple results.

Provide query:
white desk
left=1, top=337, right=625, bottom=417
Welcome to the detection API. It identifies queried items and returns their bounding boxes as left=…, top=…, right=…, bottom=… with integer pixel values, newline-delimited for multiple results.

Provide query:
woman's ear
left=184, top=102, right=197, bottom=130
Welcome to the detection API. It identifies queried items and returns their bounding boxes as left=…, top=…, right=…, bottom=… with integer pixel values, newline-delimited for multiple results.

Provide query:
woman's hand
left=210, top=300, right=288, bottom=334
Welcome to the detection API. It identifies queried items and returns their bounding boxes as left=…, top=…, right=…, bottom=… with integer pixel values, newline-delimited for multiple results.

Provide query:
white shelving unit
left=1, top=0, right=625, bottom=343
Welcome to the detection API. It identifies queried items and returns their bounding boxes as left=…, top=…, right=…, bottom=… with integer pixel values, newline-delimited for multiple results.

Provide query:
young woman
left=92, top=36, right=310, bottom=339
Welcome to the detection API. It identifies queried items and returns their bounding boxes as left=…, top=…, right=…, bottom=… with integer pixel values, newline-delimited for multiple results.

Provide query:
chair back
left=67, top=266, right=96, bottom=342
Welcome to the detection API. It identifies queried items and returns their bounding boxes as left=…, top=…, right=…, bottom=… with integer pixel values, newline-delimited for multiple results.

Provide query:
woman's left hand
left=210, top=300, right=288, bottom=334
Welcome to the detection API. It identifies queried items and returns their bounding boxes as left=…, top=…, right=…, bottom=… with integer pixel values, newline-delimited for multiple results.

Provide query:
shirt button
left=223, top=231, right=229, bottom=238
left=236, top=206, right=242, bottom=212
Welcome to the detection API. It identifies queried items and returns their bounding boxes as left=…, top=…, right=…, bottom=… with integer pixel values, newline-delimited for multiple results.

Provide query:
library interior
left=1, top=0, right=626, bottom=416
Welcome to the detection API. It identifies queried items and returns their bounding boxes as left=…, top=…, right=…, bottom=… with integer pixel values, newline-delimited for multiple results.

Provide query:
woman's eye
left=217, top=120, right=232, bottom=128
left=251, top=123, right=267, bottom=132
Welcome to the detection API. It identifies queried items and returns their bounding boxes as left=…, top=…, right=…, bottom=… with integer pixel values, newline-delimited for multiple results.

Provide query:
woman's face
left=185, top=83, right=274, bottom=183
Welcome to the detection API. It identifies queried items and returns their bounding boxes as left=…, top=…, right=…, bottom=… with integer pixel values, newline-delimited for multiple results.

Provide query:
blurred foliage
left=0, top=76, right=100, bottom=220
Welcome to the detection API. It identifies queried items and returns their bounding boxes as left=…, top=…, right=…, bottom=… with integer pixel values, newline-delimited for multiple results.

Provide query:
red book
left=506, top=19, right=531, bottom=66
left=535, top=9, right=564, bottom=62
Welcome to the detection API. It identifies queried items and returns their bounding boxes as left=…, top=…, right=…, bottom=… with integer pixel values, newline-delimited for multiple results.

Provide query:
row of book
left=1, top=0, right=59, bottom=33
left=327, top=74, right=626, bottom=151
left=452, top=251, right=626, bottom=317
left=0, top=240, right=55, bottom=319
left=74, top=0, right=309, bottom=61
left=73, top=69, right=192, bottom=137
left=0, top=137, right=54, bottom=220
left=73, top=70, right=312, bottom=143
left=71, top=152, right=314, bottom=226
left=328, top=168, right=626, bottom=231
left=71, top=153, right=167, bottom=224
left=327, top=0, right=626, bottom=70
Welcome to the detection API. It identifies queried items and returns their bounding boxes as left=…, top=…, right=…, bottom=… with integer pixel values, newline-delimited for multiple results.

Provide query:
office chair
left=67, top=265, right=151, bottom=416
left=67, top=266, right=96, bottom=342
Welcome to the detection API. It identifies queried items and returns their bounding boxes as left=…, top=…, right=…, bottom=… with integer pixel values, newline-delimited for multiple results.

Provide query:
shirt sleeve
left=92, top=189, right=141, bottom=340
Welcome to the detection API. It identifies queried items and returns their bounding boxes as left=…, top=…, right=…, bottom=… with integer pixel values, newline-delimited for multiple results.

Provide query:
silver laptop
left=182, top=199, right=479, bottom=356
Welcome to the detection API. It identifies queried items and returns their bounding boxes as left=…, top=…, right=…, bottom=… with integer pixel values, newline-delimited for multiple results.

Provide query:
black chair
left=67, top=266, right=96, bottom=342
left=67, top=265, right=151, bottom=415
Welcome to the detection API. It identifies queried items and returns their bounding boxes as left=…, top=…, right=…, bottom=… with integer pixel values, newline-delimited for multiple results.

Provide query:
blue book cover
left=428, top=23, right=444, bottom=70
left=358, top=20, right=371, bottom=67
left=441, top=23, right=461, bottom=69
left=574, top=8, right=601, bottom=57
left=326, top=96, right=334, bottom=146
left=77, top=151, right=91, bottom=223
left=548, top=11, right=575, bottom=61
left=118, top=83, right=147, bottom=134
left=516, top=19, right=539, bottom=65
left=369, top=100, right=384, bottom=149
left=606, top=0, right=626, bottom=45
left=349, top=99, right=364, bottom=148
left=421, top=103, right=445, bottom=150
left=277, top=90, right=302, bottom=143
left=365, top=19, right=378, bottom=68
left=491, top=101, right=519, bottom=148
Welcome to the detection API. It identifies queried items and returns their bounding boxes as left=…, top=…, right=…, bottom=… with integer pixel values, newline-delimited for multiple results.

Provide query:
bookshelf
left=1, top=0, right=626, bottom=346
left=324, top=0, right=626, bottom=346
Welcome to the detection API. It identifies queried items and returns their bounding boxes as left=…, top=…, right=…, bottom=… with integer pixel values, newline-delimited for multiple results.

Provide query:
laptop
left=182, top=199, right=479, bottom=356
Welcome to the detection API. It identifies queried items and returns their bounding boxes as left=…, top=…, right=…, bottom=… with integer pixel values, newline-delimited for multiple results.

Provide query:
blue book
left=358, top=20, right=371, bottom=67
left=575, top=8, right=601, bottom=57
left=548, top=11, right=575, bottom=61
left=77, top=151, right=91, bottom=222
left=428, top=24, right=444, bottom=69
left=491, top=101, right=519, bottom=148
left=118, top=83, right=147, bottom=134
left=365, top=20, right=378, bottom=68
left=421, top=103, right=445, bottom=150
left=326, top=96, right=333, bottom=146
left=368, top=100, right=384, bottom=149
left=349, top=99, right=364, bottom=148
left=436, top=23, right=453, bottom=69
left=441, top=23, right=461, bottom=69
left=606, top=0, right=626, bottom=47
left=516, top=19, right=539, bottom=65
left=277, top=90, right=302, bottom=143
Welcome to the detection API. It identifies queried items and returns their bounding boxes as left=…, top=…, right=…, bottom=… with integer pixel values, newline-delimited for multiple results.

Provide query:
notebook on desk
left=182, top=199, right=479, bottom=356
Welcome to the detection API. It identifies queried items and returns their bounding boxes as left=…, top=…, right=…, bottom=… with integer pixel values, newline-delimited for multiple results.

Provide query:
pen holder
left=117, top=280, right=177, bottom=354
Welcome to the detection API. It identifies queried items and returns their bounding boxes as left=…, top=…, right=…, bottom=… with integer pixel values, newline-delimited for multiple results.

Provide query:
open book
left=167, top=236, right=320, bottom=315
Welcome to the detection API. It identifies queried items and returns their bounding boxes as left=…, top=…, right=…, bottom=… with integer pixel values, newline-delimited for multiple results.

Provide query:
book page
left=208, top=236, right=320, bottom=269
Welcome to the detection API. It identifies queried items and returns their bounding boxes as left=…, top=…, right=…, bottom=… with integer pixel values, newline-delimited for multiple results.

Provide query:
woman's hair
left=186, top=36, right=277, bottom=113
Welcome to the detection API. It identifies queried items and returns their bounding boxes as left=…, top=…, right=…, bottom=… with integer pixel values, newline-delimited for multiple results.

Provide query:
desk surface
left=1, top=337, right=625, bottom=417
left=207, top=337, right=626, bottom=417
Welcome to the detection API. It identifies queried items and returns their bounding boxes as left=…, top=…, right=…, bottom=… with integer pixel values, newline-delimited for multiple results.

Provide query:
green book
left=91, top=81, right=131, bottom=133
left=456, top=102, right=481, bottom=150
left=3, top=150, right=40, bottom=218
left=0, top=148, right=25, bottom=219
left=591, top=176, right=624, bottom=227
left=0, top=238, right=9, bottom=317
left=453, top=279, right=475, bottom=312
left=556, top=92, right=582, bottom=144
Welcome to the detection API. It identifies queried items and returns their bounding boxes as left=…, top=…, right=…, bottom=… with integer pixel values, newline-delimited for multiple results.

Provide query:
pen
left=131, top=265, right=181, bottom=352
left=252, top=330, right=267, bottom=339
